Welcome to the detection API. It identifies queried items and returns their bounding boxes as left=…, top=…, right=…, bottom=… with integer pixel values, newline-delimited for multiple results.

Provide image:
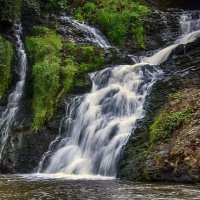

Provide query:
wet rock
left=118, top=38, right=200, bottom=183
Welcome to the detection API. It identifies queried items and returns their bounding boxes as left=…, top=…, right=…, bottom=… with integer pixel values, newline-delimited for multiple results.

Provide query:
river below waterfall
left=0, top=175, right=199, bottom=200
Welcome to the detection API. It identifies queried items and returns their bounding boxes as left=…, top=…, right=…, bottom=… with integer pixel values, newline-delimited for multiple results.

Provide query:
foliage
left=150, top=110, right=193, bottom=144
left=68, top=0, right=150, bottom=47
left=32, top=56, right=60, bottom=129
left=0, top=0, right=22, bottom=22
left=62, top=41, right=105, bottom=73
left=26, top=26, right=62, bottom=62
left=26, top=27, right=63, bottom=130
left=0, top=36, right=13, bottom=99
left=26, top=27, right=105, bottom=130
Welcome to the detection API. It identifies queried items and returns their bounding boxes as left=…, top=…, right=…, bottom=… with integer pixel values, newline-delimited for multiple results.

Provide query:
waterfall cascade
left=0, top=23, right=27, bottom=161
left=37, top=11, right=200, bottom=179
left=60, top=16, right=111, bottom=49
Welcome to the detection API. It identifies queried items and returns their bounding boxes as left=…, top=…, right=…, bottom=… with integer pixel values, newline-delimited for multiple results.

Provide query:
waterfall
left=0, top=23, right=27, bottom=161
left=60, top=16, right=111, bottom=49
left=143, top=11, right=200, bottom=65
left=37, top=12, right=200, bottom=179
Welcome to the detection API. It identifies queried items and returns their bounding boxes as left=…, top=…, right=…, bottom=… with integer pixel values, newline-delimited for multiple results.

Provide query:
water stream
left=0, top=23, right=27, bottom=161
left=60, top=15, right=111, bottom=48
left=36, top=11, right=200, bottom=180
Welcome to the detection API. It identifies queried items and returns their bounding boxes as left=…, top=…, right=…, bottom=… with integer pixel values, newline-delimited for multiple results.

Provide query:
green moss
left=150, top=110, right=194, bottom=144
left=26, top=26, right=62, bottom=62
left=32, top=56, right=60, bottom=130
left=0, top=36, right=13, bottom=99
left=62, top=41, right=105, bottom=74
left=0, top=0, right=22, bottom=22
left=61, top=58, right=77, bottom=94
left=26, top=27, right=105, bottom=131
left=26, top=27, right=63, bottom=130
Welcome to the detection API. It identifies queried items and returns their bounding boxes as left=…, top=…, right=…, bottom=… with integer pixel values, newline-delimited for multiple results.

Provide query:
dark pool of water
left=0, top=175, right=199, bottom=200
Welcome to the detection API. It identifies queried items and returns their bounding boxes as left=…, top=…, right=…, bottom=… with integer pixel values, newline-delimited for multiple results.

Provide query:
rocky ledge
left=118, top=38, right=200, bottom=183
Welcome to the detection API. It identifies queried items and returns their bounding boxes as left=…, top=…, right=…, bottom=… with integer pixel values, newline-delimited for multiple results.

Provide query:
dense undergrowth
left=26, top=26, right=104, bottom=131
left=70, top=0, right=150, bottom=47
left=0, top=35, right=13, bottom=99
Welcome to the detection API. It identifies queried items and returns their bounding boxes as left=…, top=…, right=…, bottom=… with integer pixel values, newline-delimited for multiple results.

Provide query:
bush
left=0, top=36, right=13, bottom=99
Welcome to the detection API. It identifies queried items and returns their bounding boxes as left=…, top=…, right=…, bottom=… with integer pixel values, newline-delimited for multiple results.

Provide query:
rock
left=144, top=0, right=200, bottom=10
left=118, top=37, right=200, bottom=183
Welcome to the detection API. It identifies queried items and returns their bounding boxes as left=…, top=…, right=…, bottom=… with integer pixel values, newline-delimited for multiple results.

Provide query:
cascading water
left=0, top=23, right=27, bottom=161
left=143, top=11, right=200, bottom=65
left=37, top=12, right=200, bottom=179
left=60, top=16, right=111, bottom=49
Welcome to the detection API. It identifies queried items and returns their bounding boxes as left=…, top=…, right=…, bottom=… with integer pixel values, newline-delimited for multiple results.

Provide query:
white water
left=60, top=16, right=111, bottom=48
left=37, top=12, right=200, bottom=179
left=143, top=12, right=200, bottom=65
left=0, top=23, right=27, bottom=161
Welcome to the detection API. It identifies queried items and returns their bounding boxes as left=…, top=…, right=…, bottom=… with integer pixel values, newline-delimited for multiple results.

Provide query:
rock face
left=126, top=10, right=181, bottom=54
left=0, top=95, right=67, bottom=173
left=118, top=37, right=200, bottom=183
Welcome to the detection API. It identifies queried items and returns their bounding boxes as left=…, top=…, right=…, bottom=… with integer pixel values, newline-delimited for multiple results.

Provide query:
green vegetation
left=0, top=36, right=13, bottom=99
left=26, top=26, right=104, bottom=130
left=26, top=27, right=63, bottom=130
left=0, top=0, right=149, bottom=47
left=68, top=0, right=150, bottom=47
left=0, top=0, right=22, bottom=22
left=63, top=42, right=104, bottom=73
left=150, top=110, right=193, bottom=144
